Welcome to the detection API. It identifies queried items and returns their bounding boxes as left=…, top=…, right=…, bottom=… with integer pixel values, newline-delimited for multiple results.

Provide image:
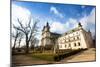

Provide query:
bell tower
left=41, top=22, right=51, bottom=47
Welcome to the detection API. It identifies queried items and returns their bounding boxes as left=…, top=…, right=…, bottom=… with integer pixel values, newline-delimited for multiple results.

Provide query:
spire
left=45, top=22, right=50, bottom=29
left=42, top=22, right=50, bottom=32
left=46, top=22, right=49, bottom=27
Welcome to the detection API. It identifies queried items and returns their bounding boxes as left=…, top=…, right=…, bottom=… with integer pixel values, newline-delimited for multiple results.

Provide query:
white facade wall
left=58, top=28, right=93, bottom=50
left=79, top=30, right=87, bottom=48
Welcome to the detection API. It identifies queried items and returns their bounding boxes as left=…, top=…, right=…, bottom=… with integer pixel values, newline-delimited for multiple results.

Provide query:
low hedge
left=54, top=49, right=86, bottom=61
left=31, top=49, right=87, bottom=61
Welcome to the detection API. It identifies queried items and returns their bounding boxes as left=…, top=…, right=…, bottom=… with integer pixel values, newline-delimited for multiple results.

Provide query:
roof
left=64, top=22, right=83, bottom=34
left=51, top=32, right=61, bottom=36
left=50, top=32, right=61, bottom=38
left=67, top=28, right=79, bottom=33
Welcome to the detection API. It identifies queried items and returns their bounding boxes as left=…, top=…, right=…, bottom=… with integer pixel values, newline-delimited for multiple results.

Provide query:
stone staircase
left=60, top=48, right=96, bottom=63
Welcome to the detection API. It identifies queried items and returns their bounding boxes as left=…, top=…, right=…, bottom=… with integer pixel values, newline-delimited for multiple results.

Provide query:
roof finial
left=78, top=22, right=82, bottom=27
left=46, top=22, right=49, bottom=27
left=88, top=29, right=91, bottom=33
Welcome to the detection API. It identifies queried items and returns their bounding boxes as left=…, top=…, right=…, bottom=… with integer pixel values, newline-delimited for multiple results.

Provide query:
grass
left=31, top=53, right=57, bottom=61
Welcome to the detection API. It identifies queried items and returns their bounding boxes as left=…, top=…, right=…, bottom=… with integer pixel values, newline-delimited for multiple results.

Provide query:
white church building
left=41, top=22, right=93, bottom=50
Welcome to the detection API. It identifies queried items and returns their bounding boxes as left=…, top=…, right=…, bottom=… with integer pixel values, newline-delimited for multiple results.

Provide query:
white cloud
left=79, top=8, right=95, bottom=37
left=12, top=4, right=31, bottom=27
left=79, top=8, right=95, bottom=29
left=50, top=8, right=95, bottom=36
left=79, top=15, right=88, bottom=29
left=81, top=5, right=85, bottom=9
left=50, top=22, right=66, bottom=34
left=50, top=18, right=79, bottom=34
left=50, top=18, right=78, bottom=34
left=88, top=8, right=95, bottom=24
left=65, top=18, right=78, bottom=29
left=50, top=6, right=63, bottom=18
left=65, top=8, right=95, bottom=36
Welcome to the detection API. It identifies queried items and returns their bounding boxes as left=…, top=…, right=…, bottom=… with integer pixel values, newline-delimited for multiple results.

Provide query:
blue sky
left=12, top=1, right=95, bottom=21
left=12, top=1, right=96, bottom=41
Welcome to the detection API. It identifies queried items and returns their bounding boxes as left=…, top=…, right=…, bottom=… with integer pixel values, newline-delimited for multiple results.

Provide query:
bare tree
left=18, top=33, right=23, bottom=48
left=30, top=37, right=35, bottom=49
left=12, top=29, right=21, bottom=50
left=30, top=37, right=39, bottom=49
left=14, top=17, right=39, bottom=53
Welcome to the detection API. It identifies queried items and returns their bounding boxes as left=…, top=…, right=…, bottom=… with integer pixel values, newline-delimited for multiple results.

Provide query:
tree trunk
left=25, top=35, right=29, bottom=53
left=18, top=42, right=21, bottom=48
left=13, top=38, right=17, bottom=50
left=26, top=42, right=29, bottom=53
left=18, top=38, right=22, bottom=48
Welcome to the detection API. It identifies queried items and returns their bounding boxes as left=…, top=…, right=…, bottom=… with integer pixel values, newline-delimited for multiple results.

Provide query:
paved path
left=60, top=48, right=96, bottom=63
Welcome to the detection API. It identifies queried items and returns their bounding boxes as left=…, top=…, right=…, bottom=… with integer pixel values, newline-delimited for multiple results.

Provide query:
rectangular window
left=78, top=42, right=80, bottom=46
left=69, top=44, right=71, bottom=47
left=65, top=45, right=67, bottom=48
left=74, top=43, right=76, bottom=47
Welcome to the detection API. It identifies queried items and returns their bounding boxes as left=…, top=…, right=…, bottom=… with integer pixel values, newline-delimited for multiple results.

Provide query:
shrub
left=54, top=49, right=86, bottom=61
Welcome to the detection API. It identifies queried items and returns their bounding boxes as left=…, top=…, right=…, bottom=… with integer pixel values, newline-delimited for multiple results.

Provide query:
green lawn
left=31, top=53, right=57, bottom=61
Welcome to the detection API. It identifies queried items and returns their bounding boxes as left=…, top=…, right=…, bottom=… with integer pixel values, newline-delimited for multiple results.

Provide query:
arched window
left=78, top=42, right=80, bottom=46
